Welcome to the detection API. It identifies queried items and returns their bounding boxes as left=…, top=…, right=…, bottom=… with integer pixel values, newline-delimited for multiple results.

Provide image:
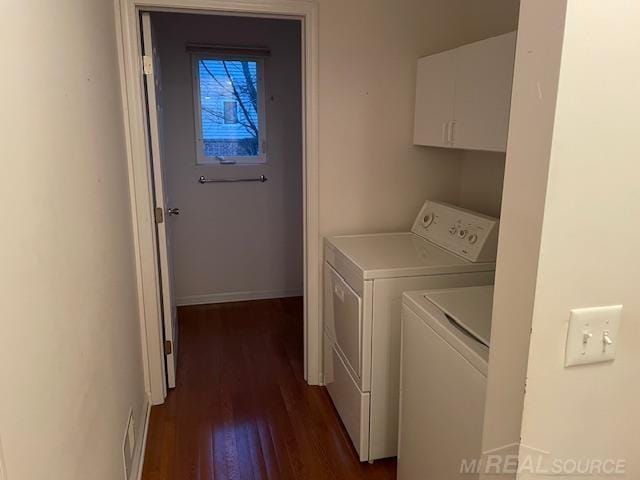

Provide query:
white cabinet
left=454, top=32, right=517, bottom=151
left=413, top=51, right=456, bottom=148
left=413, top=31, right=516, bottom=152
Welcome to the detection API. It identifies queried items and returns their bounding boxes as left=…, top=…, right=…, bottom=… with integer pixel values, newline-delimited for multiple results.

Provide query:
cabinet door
left=453, top=31, right=516, bottom=152
left=413, top=50, right=456, bottom=148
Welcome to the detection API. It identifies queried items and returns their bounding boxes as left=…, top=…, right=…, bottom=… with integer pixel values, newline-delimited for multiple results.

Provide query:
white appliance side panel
left=398, top=305, right=487, bottom=480
left=324, top=239, right=364, bottom=296
left=324, top=334, right=371, bottom=462
left=404, top=292, right=490, bottom=375
left=361, top=280, right=374, bottom=392
left=368, top=271, right=494, bottom=460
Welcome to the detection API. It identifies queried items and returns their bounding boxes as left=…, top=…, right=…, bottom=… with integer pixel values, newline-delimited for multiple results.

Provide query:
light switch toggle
left=565, top=305, right=622, bottom=367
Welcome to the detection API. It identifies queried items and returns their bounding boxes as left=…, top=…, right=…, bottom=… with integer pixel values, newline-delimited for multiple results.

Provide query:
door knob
left=167, top=208, right=180, bottom=216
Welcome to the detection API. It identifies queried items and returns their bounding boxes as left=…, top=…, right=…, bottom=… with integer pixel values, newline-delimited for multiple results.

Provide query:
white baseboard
left=133, top=396, right=152, bottom=480
left=176, top=288, right=303, bottom=306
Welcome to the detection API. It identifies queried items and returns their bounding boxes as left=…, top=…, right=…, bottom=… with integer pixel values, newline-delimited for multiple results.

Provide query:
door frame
left=114, top=0, right=320, bottom=405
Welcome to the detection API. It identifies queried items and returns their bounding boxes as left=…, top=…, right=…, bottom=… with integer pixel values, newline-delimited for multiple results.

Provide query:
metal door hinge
left=142, top=55, right=153, bottom=75
left=154, top=207, right=164, bottom=224
left=165, top=340, right=173, bottom=355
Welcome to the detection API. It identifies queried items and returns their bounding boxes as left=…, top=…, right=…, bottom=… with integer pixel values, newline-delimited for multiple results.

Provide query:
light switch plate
left=565, top=305, right=622, bottom=367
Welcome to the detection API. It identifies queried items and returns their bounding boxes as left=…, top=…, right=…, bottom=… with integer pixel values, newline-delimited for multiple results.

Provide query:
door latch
left=142, top=55, right=153, bottom=75
left=154, top=207, right=164, bottom=224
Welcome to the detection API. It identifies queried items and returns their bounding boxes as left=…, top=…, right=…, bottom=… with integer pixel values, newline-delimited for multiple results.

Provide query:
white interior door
left=141, top=12, right=178, bottom=389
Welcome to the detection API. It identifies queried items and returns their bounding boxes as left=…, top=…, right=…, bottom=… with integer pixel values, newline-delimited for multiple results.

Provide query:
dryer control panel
left=411, top=201, right=499, bottom=262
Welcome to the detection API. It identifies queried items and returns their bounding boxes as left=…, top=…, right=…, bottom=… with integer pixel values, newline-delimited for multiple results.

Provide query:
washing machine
left=398, top=286, right=494, bottom=479
left=322, top=200, right=499, bottom=462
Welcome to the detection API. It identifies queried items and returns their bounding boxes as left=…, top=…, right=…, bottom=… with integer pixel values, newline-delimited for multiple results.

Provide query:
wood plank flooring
left=141, top=298, right=397, bottom=480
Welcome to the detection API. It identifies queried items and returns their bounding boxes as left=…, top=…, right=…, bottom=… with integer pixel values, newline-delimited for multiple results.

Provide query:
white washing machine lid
left=325, top=233, right=495, bottom=280
left=424, top=286, right=494, bottom=347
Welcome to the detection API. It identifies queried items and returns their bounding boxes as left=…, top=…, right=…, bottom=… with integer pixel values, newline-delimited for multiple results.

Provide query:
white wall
left=458, top=151, right=506, bottom=218
left=482, top=1, right=640, bottom=478
left=0, top=2, right=147, bottom=479
left=318, top=0, right=461, bottom=236
left=518, top=0, right=640, bottom=476
left=152, top=13, right=303, bottom=304
left=480, top=2, right=567, bottom=475
left=318, top=0, right=519, bottom=238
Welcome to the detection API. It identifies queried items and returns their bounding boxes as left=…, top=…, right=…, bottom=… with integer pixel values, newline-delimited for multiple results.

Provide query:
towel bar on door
left=198, top=175, right=267, bottom=184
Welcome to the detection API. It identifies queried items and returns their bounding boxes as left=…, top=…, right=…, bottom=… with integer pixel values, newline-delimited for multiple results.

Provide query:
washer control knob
left=457, top=229, right=467, bottom=239
left=449, top=226, right=458, bottom=235
left=468, top=234, right=478, bottom=244
left=422, top=213, right=434, bottom=228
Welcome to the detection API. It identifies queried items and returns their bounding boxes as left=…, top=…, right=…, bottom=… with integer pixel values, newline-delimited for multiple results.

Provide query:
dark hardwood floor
left=141, top=297, right=397, bottom=480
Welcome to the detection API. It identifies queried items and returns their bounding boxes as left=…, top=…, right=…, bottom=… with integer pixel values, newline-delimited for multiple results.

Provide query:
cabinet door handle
left=447, top=120, right=456, bottom=144
left=442, top=122, right=449, bottom=144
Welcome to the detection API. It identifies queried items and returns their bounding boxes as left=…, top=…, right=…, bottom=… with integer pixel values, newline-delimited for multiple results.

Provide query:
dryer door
left=324, top=263, right=362, bottom=378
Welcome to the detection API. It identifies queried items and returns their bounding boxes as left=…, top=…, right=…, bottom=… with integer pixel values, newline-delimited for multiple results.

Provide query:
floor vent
left=0, top=436, right=7, bottom=480
left=122, top=408, right=136, bottom=479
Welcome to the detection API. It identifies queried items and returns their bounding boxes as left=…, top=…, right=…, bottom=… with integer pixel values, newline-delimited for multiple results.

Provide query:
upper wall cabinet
left=413, top=31, right=517, bottom=152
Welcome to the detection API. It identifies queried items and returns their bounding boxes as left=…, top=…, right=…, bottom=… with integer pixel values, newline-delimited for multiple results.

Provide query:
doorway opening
left=115, top=0, right=320, bottom=407
left=143, top=10, right=304, bottom=390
